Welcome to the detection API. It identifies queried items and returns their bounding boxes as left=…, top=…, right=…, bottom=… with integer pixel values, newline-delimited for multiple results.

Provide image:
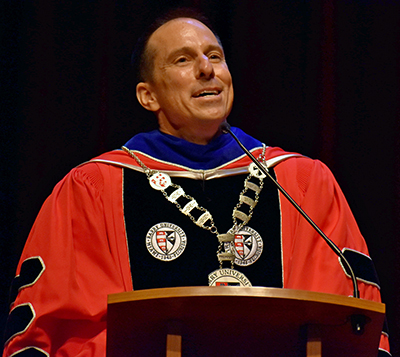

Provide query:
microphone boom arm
left=221, top=122, right=360, bottom=299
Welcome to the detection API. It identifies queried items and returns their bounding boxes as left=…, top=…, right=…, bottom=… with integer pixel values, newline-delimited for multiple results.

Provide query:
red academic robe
left=3, top=147, right=390, bottom=356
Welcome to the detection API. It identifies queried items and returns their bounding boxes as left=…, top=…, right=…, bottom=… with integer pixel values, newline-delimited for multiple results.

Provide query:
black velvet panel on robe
left=123, top=168, right=283, bottom=290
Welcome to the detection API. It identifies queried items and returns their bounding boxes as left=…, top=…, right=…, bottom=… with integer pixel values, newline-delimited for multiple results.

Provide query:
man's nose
left=196, top=55, right=215, bottom=79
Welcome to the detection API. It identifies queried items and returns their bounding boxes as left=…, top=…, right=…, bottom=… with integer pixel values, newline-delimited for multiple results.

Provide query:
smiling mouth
left=193, top=90, right=221, bottom=97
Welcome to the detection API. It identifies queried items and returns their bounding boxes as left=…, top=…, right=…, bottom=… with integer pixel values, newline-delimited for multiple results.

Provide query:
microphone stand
left=221, top=122, right=368, bottom=333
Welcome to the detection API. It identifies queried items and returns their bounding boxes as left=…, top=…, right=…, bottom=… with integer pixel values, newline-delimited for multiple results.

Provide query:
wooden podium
left=107, top=287, right=385, bottom=357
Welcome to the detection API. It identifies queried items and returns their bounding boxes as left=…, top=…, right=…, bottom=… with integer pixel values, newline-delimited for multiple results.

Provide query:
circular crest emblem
left=225, top=226, right=263, bottom=266
left=149, top=172, right=171, bottom=190
left=146, top=222, right=187, bottom=261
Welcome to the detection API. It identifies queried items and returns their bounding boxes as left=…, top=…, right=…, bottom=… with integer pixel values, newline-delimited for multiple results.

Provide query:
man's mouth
left=193, top=89, right=221, bottom=97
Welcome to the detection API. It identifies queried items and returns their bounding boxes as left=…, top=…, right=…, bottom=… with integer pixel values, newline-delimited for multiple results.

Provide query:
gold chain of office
left=122, top=145, right=267, bottom=269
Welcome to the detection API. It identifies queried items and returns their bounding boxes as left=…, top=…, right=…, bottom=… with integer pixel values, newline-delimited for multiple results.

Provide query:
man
left=3, top=10, right=390, bottom=356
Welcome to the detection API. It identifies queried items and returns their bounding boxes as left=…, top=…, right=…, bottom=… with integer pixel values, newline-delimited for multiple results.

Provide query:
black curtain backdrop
left=1, top=0, right=399, bottom=354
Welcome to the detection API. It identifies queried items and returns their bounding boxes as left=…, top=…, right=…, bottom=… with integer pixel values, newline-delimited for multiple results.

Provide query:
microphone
left=220, top=121, right=360, bottom=300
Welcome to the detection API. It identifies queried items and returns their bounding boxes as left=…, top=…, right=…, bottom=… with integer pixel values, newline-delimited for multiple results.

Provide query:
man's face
left=139, top=18, right=234, bottom=141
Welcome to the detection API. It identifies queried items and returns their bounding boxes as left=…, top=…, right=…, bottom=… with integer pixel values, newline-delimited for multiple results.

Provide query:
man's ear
left=136, top=82, right=160, bottom=112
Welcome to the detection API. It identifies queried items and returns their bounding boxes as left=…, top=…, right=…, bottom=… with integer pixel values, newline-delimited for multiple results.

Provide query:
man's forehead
left=148, top=17, right=220, bottom=51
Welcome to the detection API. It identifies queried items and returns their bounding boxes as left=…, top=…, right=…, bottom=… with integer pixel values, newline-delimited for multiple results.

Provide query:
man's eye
left=209, top=54, right=222, bottom=61
left=176, top=57, right=187, bottom=63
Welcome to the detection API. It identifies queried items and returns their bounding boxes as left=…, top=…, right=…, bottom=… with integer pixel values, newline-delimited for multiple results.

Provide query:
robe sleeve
left=277, top=157, right=390, bottom=356
left=3, top=163, right=130, bottom=357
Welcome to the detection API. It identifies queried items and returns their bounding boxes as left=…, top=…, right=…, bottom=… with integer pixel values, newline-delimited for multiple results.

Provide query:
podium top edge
left=108, top=286, right=385, bottom=313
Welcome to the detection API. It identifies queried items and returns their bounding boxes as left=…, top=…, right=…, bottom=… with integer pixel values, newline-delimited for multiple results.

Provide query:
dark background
left=1, top=0, right=399, bottom=354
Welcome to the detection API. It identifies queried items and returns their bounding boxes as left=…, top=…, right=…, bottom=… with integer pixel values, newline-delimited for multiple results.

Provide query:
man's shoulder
left=75, top=150, right=135, bottom=171
left=59, top=150, right=128, bottom=191
left=271, top=149, right=337, bottom=194
left=266, top=146, right=326, bottom=170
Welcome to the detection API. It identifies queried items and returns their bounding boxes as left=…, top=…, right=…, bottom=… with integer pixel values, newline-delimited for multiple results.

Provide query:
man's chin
left=194, top=110, right=229, bottom=123
left=194, top=116, right=226, bottom=128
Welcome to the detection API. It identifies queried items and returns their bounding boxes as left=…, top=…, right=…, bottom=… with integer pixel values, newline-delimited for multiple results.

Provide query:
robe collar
left=123, top=128, right=263, bottom=170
